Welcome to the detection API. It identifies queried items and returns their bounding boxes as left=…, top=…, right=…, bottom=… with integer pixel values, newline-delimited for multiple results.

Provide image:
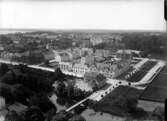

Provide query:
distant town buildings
left=0, top=32, right=132, bottom=78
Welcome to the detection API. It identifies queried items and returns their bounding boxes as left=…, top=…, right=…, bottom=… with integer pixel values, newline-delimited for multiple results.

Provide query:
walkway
left=0, top=58, right=165, bottom=112
left=66, top=98, right=89, bottom=112
left=133, top=58, right=148, bottom=70
left=0, top=59, right=55, bottom=72
left=132, top=60, right=165, bottom=86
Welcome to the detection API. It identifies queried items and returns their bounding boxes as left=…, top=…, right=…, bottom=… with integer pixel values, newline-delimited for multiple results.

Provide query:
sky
left=0, top=0, right=166, bottom=32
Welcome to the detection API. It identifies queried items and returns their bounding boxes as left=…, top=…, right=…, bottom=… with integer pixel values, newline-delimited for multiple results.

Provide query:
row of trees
left=0, top=63, right=65, bottom=93
left=122, top=33, right=166, bottom=55
left=12, top=52, right=45, bottom=64
left=5, top=108, right=86, bottom=121
left=91, top=33, right=167, bottom=58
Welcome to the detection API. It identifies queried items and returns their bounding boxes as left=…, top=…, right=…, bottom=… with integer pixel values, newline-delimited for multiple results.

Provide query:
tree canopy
left=21, top=106, right=45, bottom=121
left=0, top=83, right=15, bottom=104
left=91, top=86, right=143, bottom=116
left=29, top=93, right=56, bottom=113
left=0, top=63, right=9, bottom=76
left=5, top=110, right=21, bottom=121
left=69, top=115, right=86, bottom=121
left=51, top=110, right=72, bottom=121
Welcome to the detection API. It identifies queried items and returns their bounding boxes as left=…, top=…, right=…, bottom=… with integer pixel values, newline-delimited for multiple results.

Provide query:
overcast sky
left=0, top=0, right=165, bottom=31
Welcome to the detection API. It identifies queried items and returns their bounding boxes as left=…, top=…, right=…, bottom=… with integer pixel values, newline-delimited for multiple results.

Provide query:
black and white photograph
left=0, top=0, right=166, bottom=121
left=0, top=30, right=166, bottom=121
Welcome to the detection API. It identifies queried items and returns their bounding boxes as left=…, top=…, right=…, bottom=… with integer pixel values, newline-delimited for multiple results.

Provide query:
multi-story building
left=59, top=56, right=131, bottom=78
left=94, top=49, right=111, bottom=58
left=72, top=63, right=89, bottom=74
left=59, top=62, right=89, bottom=77
left=51, top=48, right=132, bottom=79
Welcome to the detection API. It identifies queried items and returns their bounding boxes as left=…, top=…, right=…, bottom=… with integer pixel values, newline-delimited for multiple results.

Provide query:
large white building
left=50, top=49, right=132, bottom=78
left=59, top=57, right=131, bottom=78
left=59, top=62, right=89, bottom=77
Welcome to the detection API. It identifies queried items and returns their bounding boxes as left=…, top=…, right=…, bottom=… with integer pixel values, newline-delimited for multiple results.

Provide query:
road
left=0, top=58, right=164, bottom=97
left=0, top=58, right=165, bottom=112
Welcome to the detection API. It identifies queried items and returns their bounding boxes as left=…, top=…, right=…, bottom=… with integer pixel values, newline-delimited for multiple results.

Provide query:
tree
left=127, top=97, right=138, bottom=112
left=11, top=84, right=33, bottom=105
left=74, top=105, right=86, bottom=114
left=52, top=68, right=64, bottom=81
left=5, top=110, right=21, bottom=121
left=54, top=81, right=66, bottom=97
left=96, top=74, right=106, bottom=82
left=95, top=74, right=106, bottom=88
left=29, top=93, right=56, bottom=113
left=44, top=60, right=50, bottom=66
left=152, top=106, right=164, bottom=121
left=17, top=64, right=28, bottom=73
left=51, top=110, right=73, bottom=121
left=56, top=97, right=66, bottom=106
left=0, top=35, right=12, bottom=44
left=91, top=86, right=142, bottom=116
left=0, top=83, right=15, bottom=104
left=69, top=115, right=86, bottom=121
left=0, top=63, right=9, bottom=76
left=45, top=108, right=57, bottom=121
left=66, top=80, right=75, bottom=100
left=22, top=106, right=45, bottom=121
left=0, top=70, right=17, bottom=85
